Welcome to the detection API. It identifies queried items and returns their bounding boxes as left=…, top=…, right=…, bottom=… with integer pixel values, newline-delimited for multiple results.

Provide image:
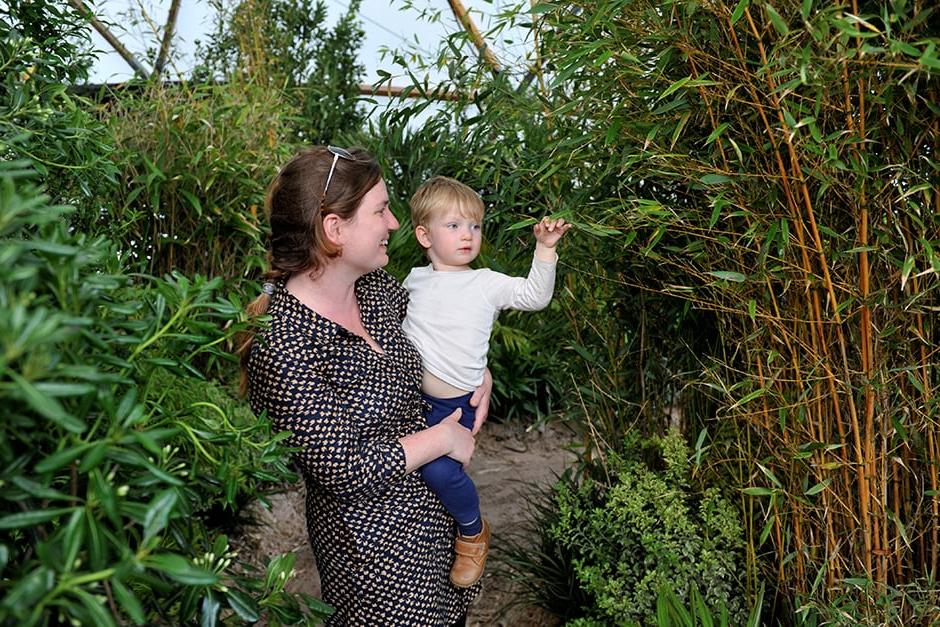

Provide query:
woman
left=239, top=146, right=488, bottom=626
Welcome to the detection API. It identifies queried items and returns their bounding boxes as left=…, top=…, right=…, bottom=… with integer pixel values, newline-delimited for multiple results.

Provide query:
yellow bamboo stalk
left=66, top=0, right=149, bottom=79
left=743, top=5, right=872, bottom=580
left=446, top=0, right=502, bottom=74
left=913, top=270, right=938, bottom=576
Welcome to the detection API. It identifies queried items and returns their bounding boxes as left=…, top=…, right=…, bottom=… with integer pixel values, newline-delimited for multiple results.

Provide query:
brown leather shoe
left=450, top=519, right=490, bottom=588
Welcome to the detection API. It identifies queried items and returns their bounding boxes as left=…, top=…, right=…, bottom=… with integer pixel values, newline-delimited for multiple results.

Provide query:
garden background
left=1, top=0, right=938, bottom=624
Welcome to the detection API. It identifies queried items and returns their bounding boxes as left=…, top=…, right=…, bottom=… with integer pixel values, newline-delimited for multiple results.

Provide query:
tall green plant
left=0, top=2, right=115, bottom=204
left=194, top=0, right=366, bottom=144
left=522, top=0, right=940, bottom=615
left=375, top=0, right=939, bottom=618
left=0, top=164, right=330, bottom=624
left=105, top=80, right=293, bottom=277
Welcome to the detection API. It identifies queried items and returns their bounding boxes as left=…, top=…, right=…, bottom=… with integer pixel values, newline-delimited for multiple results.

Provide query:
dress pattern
left=247, top=269, right=478, bottom=626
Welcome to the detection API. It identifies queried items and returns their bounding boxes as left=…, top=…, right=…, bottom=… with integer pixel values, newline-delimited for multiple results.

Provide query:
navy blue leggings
left=420, top=393, right=482, bottom=536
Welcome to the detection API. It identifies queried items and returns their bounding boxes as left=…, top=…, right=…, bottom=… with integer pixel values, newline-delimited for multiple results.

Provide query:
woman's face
left=339, top=179, right=400, bottom=273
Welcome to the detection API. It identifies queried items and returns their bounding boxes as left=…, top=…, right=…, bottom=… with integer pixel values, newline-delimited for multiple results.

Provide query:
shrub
left=193, top=0, right=366, bottom=145
left=104, top=79, right=293, bottom=277
left=547, top=431, right=747, bottom=624
left=0, top=2, right=116, bottom=205
left=0, top=163, right=329, bottom=625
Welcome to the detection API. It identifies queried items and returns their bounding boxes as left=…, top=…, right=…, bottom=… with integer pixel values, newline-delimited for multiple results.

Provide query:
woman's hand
left=469, top=368, right=492, bottom=435
left=439, top=409, right=475, bottom=466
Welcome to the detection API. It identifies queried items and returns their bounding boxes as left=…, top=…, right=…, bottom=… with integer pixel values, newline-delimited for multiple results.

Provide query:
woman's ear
left=414, top=225, right=432, bottom=249
left=322, top=213, right=344, bottom=247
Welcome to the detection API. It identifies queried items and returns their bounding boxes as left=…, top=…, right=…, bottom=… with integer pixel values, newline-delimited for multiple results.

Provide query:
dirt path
left=236, top=421, right=576, bottom=625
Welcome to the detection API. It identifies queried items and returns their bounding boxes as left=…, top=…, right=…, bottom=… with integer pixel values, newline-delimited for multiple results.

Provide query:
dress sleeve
left=251, top=338, right=407, bottom=504
left=483, top=254, right=558, bottom=312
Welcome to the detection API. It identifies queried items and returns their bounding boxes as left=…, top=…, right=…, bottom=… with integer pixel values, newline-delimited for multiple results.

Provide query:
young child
left=401, top=175, right=571, bottom=588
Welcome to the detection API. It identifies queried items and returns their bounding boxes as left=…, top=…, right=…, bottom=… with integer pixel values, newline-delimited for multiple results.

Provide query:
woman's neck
left=287, top=265, right=384, bottom=353
left=286, top=265, right=358, bottom=319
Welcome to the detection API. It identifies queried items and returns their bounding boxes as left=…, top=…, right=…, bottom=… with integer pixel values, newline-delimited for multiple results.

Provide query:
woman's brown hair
left=237, top=146, right=382, bottom=393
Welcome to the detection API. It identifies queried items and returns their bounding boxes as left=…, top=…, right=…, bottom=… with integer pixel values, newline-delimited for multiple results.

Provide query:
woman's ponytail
left=237, top=267, right=287, bottom=396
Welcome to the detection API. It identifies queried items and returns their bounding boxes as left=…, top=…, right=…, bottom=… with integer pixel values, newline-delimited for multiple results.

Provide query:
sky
left=87, top=0, right=519, bottom=88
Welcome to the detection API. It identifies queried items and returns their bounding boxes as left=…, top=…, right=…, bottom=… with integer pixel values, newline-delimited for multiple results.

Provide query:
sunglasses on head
left=321, top=146, right=356, bottom=205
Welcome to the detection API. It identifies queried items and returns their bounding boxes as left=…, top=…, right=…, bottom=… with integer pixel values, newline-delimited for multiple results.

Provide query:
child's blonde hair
left=410, top=175, right=485, bottom=227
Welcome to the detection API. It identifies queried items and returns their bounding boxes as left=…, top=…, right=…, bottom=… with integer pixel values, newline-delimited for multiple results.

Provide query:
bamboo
left=743, top=4, right=872, bottom=580
left=153, top=0, right=182, bottom=77
left=445, top=0, right=502, bottom=74
left=65, top=0, right=150, bottom=79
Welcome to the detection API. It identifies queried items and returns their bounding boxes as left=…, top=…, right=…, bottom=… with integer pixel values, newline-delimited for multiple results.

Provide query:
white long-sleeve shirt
left=402, top=255, right=557, bottom=392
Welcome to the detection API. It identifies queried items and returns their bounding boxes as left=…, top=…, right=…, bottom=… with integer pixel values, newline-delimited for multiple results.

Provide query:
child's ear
left=414, top=225, right=432, bottom=249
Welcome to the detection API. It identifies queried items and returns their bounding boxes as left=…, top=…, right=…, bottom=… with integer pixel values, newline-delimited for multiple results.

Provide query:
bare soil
left=235, top=421, right=577, bottom=626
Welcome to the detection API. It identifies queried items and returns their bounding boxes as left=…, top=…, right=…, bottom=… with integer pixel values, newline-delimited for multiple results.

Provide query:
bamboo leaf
left=705, top=122, right=730, bottom=145
left=506, top=217, right=537, bottom=231
left=800, top=0, right=812, bottom=19
left=743, top=486, right=775, bottom=496
left=656, top=76, right=691, bottom=101
left=746, top=583, right=765, bottom=627
left=700, top=173, right=731, bottom=185
left=804, top=478, right=831, bottom=496
left=670, top=111, right=691, bottom=149
left=530, top=4, right=556, bottom=14
left=757, top=462, right=783, bottom=487
left=730, top=0, right=750, bottom=25
left=764, top=4, right=789, bottom=36
left=900, top=255, right=915, bottom=290
left=918, top=43, right=940, bottom=69
left=708, top=270, right=746, bottom=282
left=758, top=517, right=774, bottom=546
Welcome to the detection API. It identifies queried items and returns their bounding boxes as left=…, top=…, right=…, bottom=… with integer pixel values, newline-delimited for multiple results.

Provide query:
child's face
left=416, top=207, right=482, bottom=271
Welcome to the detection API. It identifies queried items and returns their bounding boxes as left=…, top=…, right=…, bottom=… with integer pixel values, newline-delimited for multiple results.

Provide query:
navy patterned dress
left=247, top=269, right=478, bottom=626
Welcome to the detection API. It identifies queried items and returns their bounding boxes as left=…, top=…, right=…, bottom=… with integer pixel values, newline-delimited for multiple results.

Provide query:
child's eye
left=446, top=223, right=458, bottom=229
left=472, top=224, right=481, bottom=231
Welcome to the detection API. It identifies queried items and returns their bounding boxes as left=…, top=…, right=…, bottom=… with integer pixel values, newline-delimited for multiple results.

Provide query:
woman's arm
left=400, top=410, right=475, bottom=473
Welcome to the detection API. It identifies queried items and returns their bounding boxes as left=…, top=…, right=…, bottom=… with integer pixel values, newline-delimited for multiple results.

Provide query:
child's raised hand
left=533, top=217, right=573, bottom=249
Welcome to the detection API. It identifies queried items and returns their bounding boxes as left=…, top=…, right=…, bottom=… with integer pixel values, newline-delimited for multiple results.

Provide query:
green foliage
left=0, top=2, right=116, bottom=203
left=103, top=80, right=293, bottom=277
left=194, top=0, right=366, bottom=144
left=0, top=163, right=329, bottom=625
left=547, top=431, right=747, bottom=625
left=376, top=0, right=939, bottom=617
left=655, top=582, right=764, bottom=627
left=792, top=578, right=940, bottom=626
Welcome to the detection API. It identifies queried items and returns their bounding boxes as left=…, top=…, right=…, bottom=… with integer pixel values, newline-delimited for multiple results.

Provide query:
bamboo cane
left=445, top=0, right=502, bottom=74
left=153, top=0, right=182, bottom=77
left=66, top=0, right=150, bottom=79
left=743, top=5, right=873, bottom=581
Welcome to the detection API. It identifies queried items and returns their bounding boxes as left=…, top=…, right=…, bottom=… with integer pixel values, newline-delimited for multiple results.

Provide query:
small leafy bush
left=548, top=431, right=747, bottom=625
left=0, top=3, right=116, bottom=204
left=0, top=164, right=328, bottom=625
